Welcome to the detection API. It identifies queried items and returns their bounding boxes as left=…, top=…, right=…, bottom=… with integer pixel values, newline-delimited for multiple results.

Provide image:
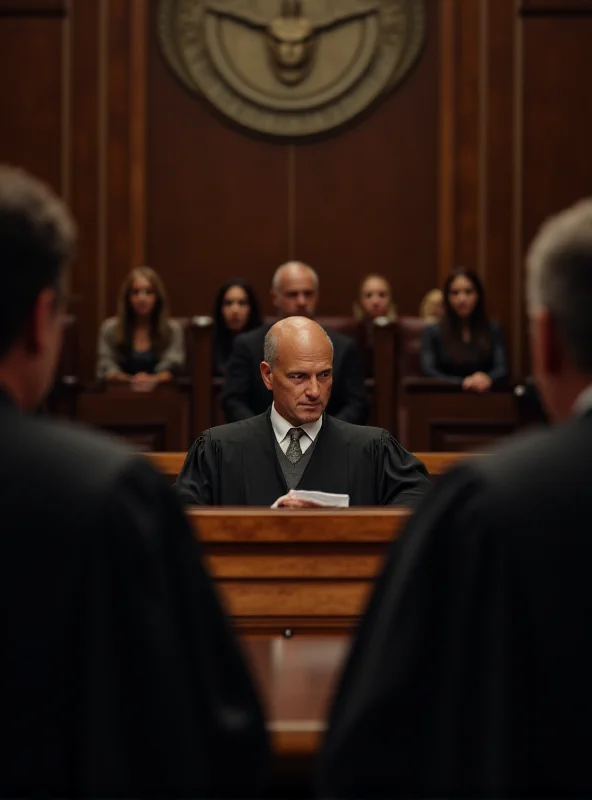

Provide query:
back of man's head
left=0, top=166, right=76, bottom=406
left=527, top=198, right=592, bottom=420
left=527, top=199, right=592, bottom=370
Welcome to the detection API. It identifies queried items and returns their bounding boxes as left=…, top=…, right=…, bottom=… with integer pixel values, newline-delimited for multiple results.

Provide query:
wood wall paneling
left=68, top=0, right=100, bottom=379
left=522, top=16, right=592, bottom=242
left=0, top=15, right=63, bottom=188
left=294, top=0, right=439, bottom=318
left=146, top=0, right=290, bottom=320
left=0, top=0, right=66, bottom=12
left=521, top=0, right=592, bottom=12
left=146, top=0, right=439, bottom=320
left=438, top=0, right=456, bottom=284
left=69, top=0, right=142, bottom=379
left=484, top=0, right=519, bottom=369
left=442, top=0, right=521, bottom=377
left=106, top=0, right=133, bottom=307
left=453, top=0, right=481, bottom=276
left=520, top=13, right=592, bottom=368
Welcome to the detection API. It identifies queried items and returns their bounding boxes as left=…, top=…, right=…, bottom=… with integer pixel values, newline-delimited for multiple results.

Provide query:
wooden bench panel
left=218, top=580, right=372, bottom=618
left=77, top=386, right=191, bottom=451
left=147, top=450, right=471, bottom=481
left=206, top=551, right=382, bottom=579
left=189, top=507, right=408, bottom=541
left=188, top=508, right=409, bottom=633
left=397, top=380, right=517, bottom=452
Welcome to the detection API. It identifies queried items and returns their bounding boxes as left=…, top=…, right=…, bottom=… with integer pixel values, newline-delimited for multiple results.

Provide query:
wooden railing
left=146, top=450, right=472, bottom=480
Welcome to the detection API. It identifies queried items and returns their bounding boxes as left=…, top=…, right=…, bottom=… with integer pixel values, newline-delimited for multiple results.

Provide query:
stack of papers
left=271, top=490, right=350, bottom=508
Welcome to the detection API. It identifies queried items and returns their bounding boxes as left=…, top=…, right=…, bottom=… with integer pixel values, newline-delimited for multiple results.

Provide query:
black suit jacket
left=221, top=323, right=369, bottom=424
left=421, top=319, right=508, bottom=383
left=0, top=388, right=267, bottom=797
left=319, top=415, right=592, bottom=798
left=175, top=410, right=430, bottom=508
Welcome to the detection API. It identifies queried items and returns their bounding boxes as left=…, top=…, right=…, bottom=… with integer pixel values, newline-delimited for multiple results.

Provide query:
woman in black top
left=213, top=279, right=262, bottom=375
left=420, top=268, right=508, bottom=392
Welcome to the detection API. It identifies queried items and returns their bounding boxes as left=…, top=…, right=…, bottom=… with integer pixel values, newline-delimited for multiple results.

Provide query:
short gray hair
left=264, top=330, right=279, bottom=366
left=263, top=324, right=333, bottom=368
left=271, top=262, right=319, bottom=292
left=527, top=198, right=592, bottom=370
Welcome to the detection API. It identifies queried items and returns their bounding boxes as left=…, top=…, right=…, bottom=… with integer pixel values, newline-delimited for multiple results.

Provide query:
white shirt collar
left=270, top=403, right=323, bottom=445
left=573, top=383, right=592, bottom=417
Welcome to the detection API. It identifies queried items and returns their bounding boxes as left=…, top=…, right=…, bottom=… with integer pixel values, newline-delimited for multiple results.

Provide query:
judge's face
left=261, top=332, right=333, bottom=426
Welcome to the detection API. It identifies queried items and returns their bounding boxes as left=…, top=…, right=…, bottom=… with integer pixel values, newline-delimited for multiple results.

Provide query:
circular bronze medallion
left=157, top=0, right=427, bottom=138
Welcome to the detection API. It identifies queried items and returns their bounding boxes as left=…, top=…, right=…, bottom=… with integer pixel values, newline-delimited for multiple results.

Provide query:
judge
left=317, top=198, right=592, bottom=797
left=0, top=165, right=267, bottom=797
left=175, top=317, right=429, bottom=507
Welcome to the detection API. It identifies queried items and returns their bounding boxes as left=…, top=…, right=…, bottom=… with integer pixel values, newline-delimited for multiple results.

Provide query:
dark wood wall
left=1, top=0, right=592, bottom=378
left=146, top=0, right=439, bottom=325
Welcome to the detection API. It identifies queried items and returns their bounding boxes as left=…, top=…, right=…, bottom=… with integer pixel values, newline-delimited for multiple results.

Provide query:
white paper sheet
left=271, top=490, right=350, bottom=508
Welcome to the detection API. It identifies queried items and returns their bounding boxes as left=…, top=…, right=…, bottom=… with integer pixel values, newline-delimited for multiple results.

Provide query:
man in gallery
left=221, top=260, right=369, bottom=424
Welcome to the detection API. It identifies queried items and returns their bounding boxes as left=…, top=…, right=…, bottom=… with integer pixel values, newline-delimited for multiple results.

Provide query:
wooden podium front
left=188, top=507, right=409, bottom=634
left=187, top=507, right=410, bottom=791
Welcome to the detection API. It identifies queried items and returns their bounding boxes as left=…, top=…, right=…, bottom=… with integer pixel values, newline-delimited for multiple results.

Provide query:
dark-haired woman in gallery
left=212, top=279, right=262, bottom=376
left=420, top=268, right=508, bottom=392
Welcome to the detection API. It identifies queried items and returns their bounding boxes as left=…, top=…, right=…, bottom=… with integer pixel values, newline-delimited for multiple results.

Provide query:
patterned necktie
left=285, top=427, right=304, bottom=464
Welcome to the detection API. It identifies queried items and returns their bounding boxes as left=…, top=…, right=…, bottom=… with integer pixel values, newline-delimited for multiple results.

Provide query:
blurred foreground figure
left=318, top=198, right=592, bottom=798
left=0, top=165, right=267, bottom=797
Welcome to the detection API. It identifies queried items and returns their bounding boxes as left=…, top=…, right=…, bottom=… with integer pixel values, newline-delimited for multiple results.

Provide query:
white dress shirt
left=270, top=403, right=323, bottom=455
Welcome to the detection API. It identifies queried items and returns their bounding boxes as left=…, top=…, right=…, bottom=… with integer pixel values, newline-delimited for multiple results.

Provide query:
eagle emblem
left=158, top=0, right=426, bottom=137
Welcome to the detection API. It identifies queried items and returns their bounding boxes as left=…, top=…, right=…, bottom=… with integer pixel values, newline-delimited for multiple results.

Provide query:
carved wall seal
left=157, top=0, right=427, bottom=138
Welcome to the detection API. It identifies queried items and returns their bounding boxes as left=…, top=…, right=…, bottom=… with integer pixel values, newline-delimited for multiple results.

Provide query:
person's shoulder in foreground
left=319, top=195, right=592, bottom=799
left=0, top=164, right=268, bottom=797
left=2, top=397, right=142, bottom=494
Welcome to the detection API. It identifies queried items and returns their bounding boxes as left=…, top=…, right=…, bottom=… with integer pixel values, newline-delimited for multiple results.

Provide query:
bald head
left=270, top=261, right=319, bottom=318
left=261, top=317, right=333, bottom=426
left=264, top=317, right=333, bottom=367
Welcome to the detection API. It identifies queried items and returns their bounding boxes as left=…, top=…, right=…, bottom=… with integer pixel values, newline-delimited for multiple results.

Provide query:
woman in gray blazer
left=96, top=267, right=185, bottom=391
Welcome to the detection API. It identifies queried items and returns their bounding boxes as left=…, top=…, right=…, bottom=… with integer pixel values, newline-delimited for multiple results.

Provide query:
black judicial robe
left=0, top=388, right=267, bottom=798
left=318, top=417, right=592, bottom=798
left=174, top=410, right=430, bottom=507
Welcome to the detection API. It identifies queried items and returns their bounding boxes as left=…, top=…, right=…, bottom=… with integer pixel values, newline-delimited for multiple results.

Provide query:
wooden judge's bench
left=146, top=453, right=470, bottom=793
left=190, top=506, right=409, bottom=793
left=189, top=507, right=409, bottom=634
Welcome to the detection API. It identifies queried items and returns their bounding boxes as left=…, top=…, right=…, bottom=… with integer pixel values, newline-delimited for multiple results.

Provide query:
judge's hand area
left=462, top=371, right=492, bottom=393
left=274, top=490, right=323, bottom=509
left=130, top=372, right=157, bottom=392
